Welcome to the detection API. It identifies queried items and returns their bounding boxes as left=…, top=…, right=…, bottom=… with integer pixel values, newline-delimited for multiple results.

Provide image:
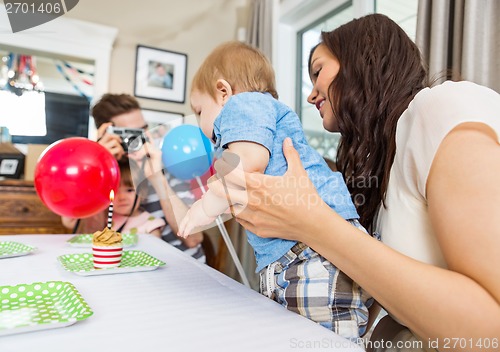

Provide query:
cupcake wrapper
left=92, top=245, right=123, bottom=269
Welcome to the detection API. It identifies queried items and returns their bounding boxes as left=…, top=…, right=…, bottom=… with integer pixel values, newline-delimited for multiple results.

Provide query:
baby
left=178, top=41, right=372, bottom=341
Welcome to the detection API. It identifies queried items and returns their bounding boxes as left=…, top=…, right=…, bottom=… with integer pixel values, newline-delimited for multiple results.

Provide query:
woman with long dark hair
left=210, top=14, right=500, bottom=351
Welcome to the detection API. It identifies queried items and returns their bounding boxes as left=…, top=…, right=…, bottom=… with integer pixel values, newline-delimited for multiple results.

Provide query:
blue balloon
left=161, top=125, right=214, bottom=180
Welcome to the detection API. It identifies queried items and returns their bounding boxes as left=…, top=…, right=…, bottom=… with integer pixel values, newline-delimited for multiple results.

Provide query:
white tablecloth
left=0, top=234, right=363, bottom=352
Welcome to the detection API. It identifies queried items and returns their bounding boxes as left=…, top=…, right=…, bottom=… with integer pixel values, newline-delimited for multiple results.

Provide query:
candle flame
left=109, top=190, right=115, bottom=202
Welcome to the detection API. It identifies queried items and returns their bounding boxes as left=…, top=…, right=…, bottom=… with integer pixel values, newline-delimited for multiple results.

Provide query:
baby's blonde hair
left=191, top=41, right=278, bottom=100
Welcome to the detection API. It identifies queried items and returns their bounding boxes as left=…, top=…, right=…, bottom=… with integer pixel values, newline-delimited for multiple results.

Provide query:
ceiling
left=64, top=0, right=249, bottom=39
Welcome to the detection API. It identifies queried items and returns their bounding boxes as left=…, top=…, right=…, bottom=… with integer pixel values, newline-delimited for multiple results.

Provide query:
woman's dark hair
left=319, top=14, right=428, bottom=230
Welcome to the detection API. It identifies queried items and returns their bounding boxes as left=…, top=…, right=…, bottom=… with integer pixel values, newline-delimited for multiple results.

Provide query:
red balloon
left=34, top=137, right=120, bottom=218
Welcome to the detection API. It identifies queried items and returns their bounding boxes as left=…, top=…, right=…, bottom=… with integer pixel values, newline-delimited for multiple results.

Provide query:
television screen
left=11, top=92, right=90, bottom=145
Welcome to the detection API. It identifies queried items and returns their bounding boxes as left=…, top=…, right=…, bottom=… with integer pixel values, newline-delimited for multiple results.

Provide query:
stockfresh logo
left=3, top=0, right=79, bottom=33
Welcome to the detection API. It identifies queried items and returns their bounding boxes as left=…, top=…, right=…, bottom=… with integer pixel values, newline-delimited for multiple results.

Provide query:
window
left=298, top=2, right=353, bottom=161
left=375, top=0, right=418, bottom=40
left=0, top=91, right=46, bottom=137
left=277, top=0, right=418, bottom=160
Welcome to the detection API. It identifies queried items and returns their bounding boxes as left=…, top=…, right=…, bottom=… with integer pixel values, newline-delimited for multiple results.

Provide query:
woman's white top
left=376, top=81, right=500, bottom=268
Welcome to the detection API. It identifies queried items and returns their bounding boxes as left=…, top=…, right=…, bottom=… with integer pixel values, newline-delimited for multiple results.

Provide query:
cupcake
left=92, top=227, right=123, bottom=269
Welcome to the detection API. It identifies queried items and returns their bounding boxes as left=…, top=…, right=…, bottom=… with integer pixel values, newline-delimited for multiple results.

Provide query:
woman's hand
left=209, top=138, right=329, bottom=241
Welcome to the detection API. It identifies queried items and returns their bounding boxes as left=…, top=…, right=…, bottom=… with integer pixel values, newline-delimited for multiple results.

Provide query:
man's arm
left=132, top=136, right=203, bottom=248
left=148, top=172, right=203, bottom=247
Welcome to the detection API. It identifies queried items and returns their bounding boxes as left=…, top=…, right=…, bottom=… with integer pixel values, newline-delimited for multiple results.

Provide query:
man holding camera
left=72, top=93, right=205, bottom=261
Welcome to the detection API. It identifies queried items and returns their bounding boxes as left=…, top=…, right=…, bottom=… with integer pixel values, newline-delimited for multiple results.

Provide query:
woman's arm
left=211, top=136, right=500, bottom=350
left=145, top=167, right=203, bottom=247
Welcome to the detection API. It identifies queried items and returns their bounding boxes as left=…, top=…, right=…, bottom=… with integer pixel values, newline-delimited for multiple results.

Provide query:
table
left=0, top=235, right=363, bottom=352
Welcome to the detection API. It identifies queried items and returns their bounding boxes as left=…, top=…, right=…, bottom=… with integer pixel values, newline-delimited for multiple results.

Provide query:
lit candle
left=107, top=190, right=114, bottom=229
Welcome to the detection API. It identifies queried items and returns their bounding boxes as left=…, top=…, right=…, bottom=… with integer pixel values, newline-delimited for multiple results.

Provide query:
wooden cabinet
left=0, top=180, right=67, bottom=234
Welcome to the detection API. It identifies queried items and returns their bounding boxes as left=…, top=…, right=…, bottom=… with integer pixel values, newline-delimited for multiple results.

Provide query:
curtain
left=416, top=0, right=500, bottom=92
left=246, top=0, right=274, bottom=60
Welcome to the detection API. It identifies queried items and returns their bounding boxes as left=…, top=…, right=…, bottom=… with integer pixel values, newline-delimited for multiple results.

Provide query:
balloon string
left=195, top=176, right=250, bottom=288
left=72, top=219, right=81, bottom=234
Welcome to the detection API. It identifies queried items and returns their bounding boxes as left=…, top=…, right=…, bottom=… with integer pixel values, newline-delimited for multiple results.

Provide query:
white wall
left=65, top=0, right=251, bottom=116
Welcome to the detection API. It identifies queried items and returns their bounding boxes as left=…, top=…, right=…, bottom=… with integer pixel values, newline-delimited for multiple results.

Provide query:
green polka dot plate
left=0, top=241, right=36, bottom=259
left=67, top=233, right=138, bottom=248
left=0, top=281, right=93, bottom=336
left=58, top=250, right=166, bottom=276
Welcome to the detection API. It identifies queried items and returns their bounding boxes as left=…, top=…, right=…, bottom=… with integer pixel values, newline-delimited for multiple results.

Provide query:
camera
left=106, top=126, right=146, bottom=153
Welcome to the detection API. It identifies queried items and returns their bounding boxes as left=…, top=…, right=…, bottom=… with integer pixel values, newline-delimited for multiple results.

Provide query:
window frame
left=275, top=0, right=374, bottom=111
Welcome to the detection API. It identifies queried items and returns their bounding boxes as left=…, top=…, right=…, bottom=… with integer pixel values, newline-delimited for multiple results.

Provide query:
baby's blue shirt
left=213, top=92, right=358, bottom=272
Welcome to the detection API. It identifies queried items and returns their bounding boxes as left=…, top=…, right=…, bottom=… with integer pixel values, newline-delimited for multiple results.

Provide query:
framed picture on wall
left=134, top=45, right=188, bottom=103
left=142, top=108, right=184, bottom=141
